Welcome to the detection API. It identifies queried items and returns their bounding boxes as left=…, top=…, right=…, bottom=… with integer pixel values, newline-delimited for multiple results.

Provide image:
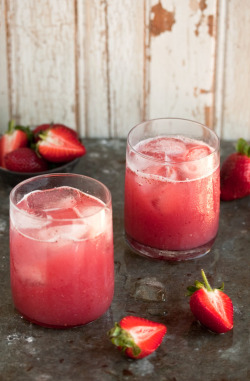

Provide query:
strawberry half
left=108, top=316, right=167, bottom=359
left=4, top=147, right=48, bottom=173
left=33, top=123, right=78, bottom=142
left=37, top=125, right=86, bottom=163
left=187, top=269, right=233, bottom=334
left=0, top=120, right=30, bottom=168
left=220, top=138, right=250, bottom=201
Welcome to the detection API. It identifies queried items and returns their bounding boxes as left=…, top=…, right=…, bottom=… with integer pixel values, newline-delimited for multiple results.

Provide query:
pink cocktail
left=10, top=174, right=114, bottom=328
left=124, top=118, right=220, bottom=260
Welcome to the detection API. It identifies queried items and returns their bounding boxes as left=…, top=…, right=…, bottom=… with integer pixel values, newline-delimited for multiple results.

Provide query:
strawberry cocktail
left=10, top=174, right=114, bottom=328
left=124, top=118, right=220, bottom=260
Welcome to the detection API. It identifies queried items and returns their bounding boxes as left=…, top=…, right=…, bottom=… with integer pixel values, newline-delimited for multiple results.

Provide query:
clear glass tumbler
left=124, top=118, right=220, bottom=261
left=10, top=173, right=114, bottom=328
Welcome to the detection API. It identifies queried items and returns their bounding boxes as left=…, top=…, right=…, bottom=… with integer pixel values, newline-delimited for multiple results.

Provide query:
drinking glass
left=10, top=173, right=114, bottom=328
left=124, top=118, right=220, bottom=260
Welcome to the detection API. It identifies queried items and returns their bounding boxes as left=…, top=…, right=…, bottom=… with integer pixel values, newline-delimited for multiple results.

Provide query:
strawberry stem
left=8, top=120, right=15, bottom=134
left=201, top=269, right=212, bottom=291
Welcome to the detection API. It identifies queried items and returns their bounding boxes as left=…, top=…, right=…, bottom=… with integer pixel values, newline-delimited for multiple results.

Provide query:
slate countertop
left=0, top=139, right=249, bottom=381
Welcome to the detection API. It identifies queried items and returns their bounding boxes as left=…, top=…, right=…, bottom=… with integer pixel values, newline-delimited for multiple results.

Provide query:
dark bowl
left=0, top=157, right=81, bottom=188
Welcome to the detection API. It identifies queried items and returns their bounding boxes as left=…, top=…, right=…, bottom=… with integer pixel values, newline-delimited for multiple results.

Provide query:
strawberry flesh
left=108, top=316, right=167, bottom=359
left=4, top=147, right=48, bottom=173
left=220, top=138, right=250, bottom=201
left=187, top=270, right=233, bottom=334
left=33, top=123, right=78, bottom=142
left=0, top=121, right=29, bottom=168
left=37, top=126, right=86, bottom=163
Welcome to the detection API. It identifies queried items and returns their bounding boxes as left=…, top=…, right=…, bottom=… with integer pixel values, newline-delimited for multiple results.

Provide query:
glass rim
left=127, top=117, right=220, bottom=164
left=10, top=173, right=112, bottom=222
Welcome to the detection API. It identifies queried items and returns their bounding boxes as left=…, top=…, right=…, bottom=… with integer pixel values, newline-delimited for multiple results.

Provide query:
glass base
left=125, top=234, right=216, bottom=261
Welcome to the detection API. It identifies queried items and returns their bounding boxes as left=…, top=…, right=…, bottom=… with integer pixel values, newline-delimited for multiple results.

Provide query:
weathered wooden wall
left=0, top=0, right=249, bottom=139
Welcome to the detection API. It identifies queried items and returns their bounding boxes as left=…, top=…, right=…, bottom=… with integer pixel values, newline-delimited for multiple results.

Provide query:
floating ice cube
left=11, top=207, right=49, bottom=234
left=34, top=221, right=91, bottom=242
left=138, top=137, right=186, bottom=159
left=142, top=164, right=178, bottom=181
left=182, top=158, right=215, bottom=180
left=185, top=145, right=211, bottom=161
left=26, top=187, right=82, bottom=212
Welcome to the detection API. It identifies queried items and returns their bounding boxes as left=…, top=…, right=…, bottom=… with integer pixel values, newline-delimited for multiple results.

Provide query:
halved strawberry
left=4, top=147, right=48, bottom=173
left=108, top=316, right=167, bottom=359
left=0, top=120, right=30, bottom=168
left=220, top=138, right=250, bottom=201
left=33, top=123, right=78, bottom=142
left=37, top=125, right=86, bottom=163
left=187, top=269, right=233, bottom=334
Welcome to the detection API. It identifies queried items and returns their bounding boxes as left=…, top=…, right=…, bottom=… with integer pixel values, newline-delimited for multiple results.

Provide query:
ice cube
left=185, top=145, right=211, bottom=161
left=34, top=221, right=91, bottom=242
left=138, top=137, right=186, bottom=160
left=11, top=207, right=49, bottom=234
left=26, top=187, right=82, bottom=212
left=182, top=152, right=215, bottom=180
left=143, top=164, right=178, bottom=181
left=131, top=277, right=166, bottom=302
left=17, top=264, right=46, bottom=285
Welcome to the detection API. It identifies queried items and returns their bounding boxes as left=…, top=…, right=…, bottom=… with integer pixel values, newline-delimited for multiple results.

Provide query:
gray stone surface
left=0, top=139, right=249, bottom=381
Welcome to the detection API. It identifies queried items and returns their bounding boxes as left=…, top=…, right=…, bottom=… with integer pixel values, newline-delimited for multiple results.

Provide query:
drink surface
left=125, top=136, right=220, bottom=253
left=10, top=186, right=114, bottom=327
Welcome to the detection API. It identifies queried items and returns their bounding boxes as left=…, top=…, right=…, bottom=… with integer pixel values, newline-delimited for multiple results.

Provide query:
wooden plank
left=107, top=0, right=145, bottom=138
left=145, top=0, right=217, bottom=130
left=5, top=0, right=77, bottom=130
left=0, top=0, right=10, bottom=133
left=77, top=0, right=109, bottom=138
left=220, top=0, right=250, bottom=140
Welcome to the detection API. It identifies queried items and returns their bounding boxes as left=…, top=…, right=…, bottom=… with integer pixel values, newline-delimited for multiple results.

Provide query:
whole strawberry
left=108, top=316, right=167, bottom=359
left=37, top=125, right=86, bottom=163
left=187, top=269, right=233, bottom=334
left=0, top=120, right=30, bottom=168
left=220, top=138, right=250, bottom=201
left=4, top=147, right=48, bottom=173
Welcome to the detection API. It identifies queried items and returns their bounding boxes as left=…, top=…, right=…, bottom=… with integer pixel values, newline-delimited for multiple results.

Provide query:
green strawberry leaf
left=187, top=270, right=226, bottom=296
left=236, top=138, right=250, bottom=157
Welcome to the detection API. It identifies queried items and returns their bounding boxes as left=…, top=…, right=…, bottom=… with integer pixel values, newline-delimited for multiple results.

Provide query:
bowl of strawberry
left=0, top=121, right=86, bottom=187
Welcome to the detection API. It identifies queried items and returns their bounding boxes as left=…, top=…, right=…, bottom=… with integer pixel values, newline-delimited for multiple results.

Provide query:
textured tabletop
left=0, top=139, right=249, bottom=381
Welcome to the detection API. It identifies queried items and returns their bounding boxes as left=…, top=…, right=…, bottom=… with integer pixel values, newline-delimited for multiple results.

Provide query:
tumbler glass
left=124, top=118, right=220, bottom=260
left=10, top=173, right=114, bottom=328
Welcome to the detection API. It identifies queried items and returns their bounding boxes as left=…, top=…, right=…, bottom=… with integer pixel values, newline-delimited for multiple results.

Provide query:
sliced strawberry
left=108, top=316, right=167, bottom=359
left=33, top=123, right=78, bottom=142
left=187, top=269, right=233, bottom=334
left=220, top=138, right=250, bottom=200
left=4, top=147, right=48, bottom=173
left=37, top=125, right=86, bottom=163
left=0, top=120, right=30, bottom=168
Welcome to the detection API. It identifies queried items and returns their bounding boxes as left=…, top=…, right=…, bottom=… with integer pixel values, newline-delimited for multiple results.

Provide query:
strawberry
left=187, top=269, right=233, bottom=334
left=108, top=316, right=167, bottom=359
left=37, top=125, right=86, bottom=163
left=0, top=120, right=30, bottom=168
left=4, top=147, right=48, bottom=173
left=220, top=138, right=250, bottom=201
left=33, top=123, right=78, bottom=142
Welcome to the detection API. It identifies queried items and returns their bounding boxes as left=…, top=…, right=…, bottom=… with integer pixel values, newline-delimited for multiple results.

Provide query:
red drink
left=10, top=176, right=114, bottom=328
left=125, top=121, right=220, bottom=260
